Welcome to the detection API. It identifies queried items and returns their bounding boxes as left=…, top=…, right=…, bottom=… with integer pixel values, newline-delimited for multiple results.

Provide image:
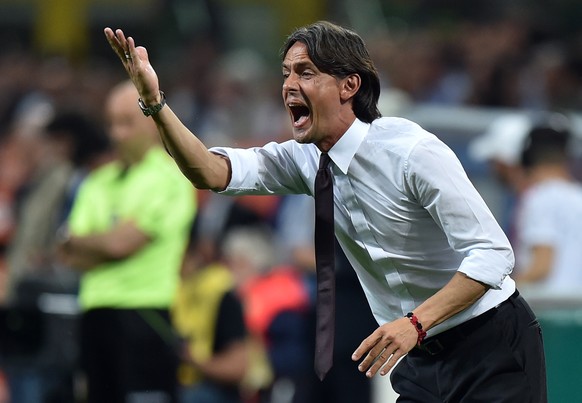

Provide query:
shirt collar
left=327, top=118, right=369, bottom=174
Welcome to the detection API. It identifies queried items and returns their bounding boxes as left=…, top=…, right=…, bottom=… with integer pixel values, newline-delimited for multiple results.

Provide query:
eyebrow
left=282, top=60, right=313, bottom=70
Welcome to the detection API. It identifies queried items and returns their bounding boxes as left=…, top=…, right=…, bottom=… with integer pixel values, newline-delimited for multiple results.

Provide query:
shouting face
left=282, top=42, right=358, bottom=151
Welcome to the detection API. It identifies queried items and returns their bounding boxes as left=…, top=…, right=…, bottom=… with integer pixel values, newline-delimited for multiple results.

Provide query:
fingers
left=104, top=28, right=124, bottom=60
left=367, top=349, right=390, bottom=377
left=103, top=27, right=134, bottom=64
left=114, top=28, right=128, bottom=49
left=357, top=342, right=405, bottom=378
left=126, top=37, right=139, bottom=65
left=103, top=27, right=160, bottom=100
left=351, top=332, right=377, bottom=361
left=352, top=324, right=414, bottom=378
left=360, top=344, right=389, bottom=377
left=352, top=332, right=386, bottom=377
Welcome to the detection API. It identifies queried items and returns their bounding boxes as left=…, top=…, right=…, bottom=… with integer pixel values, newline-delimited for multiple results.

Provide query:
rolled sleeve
left=459, top=247, right=515, bottom=288
left=210, top=141, right=314, bottom=196
left=210, top=146, right=261, bottom=194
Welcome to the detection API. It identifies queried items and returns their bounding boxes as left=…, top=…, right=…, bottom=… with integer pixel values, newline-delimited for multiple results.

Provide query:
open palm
left=103, top=27, right=161, bottom=104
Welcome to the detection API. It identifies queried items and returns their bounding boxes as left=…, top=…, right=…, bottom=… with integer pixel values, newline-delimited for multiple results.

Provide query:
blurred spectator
left=460, top=17, right=530, bottom=107
left=0, top=57, right=58, bottom=401
left=56, top=81, right=196, bottom=403
left=383, top=31, right=464, bottom=106
left=190, top=191, right=280, bottom=266
left=0, top=52, right=118, bottom=291
left=172, top=236, right=249, bottom=403
left=274, top=194, right=316, bottom=276
left=3, top=110, right=112, bottom=305
left=470, top=111, right=582, bottom=295
left=521, top=41, right=582, bottom=111
left=0, top=87, right=54, bottom=282
left=468, top=113, right=532, bottom=235
left=468, top=112, right=533, bottom=189
left=0, top=109, right=111, bottom=403
left=223, top=227, right=311, bottom=403
left=512, top=116, right=582, bottom=294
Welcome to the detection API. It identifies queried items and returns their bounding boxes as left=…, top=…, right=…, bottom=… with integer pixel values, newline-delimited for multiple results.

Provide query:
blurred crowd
left=1, top=0, right=582, bottom=402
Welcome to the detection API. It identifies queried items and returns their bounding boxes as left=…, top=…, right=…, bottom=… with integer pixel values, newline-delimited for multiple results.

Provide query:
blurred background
left=1, top=0, right=582, bottom=402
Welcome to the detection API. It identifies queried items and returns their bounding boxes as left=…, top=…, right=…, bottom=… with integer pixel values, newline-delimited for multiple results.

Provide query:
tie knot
left=319, top=153, right=331, bottom=170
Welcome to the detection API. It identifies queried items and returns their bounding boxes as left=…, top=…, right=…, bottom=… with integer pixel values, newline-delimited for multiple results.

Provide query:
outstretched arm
left=103, top=28, right=230, bottom=190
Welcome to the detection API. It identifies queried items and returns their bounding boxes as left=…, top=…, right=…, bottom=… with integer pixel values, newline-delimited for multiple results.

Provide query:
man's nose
left=283, top=72, right=299, bottom=92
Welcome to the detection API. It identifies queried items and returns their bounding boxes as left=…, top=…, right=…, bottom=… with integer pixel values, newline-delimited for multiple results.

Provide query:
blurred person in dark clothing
left=172, top=235, right=249, bottom=403
left=223, top=226, right=311, bottom=403
left=1, top=110, right=111, bottom=403
left=4, top=111, right=112, bottom=303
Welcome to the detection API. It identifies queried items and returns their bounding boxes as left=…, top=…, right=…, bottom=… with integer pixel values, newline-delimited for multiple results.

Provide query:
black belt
left=416, top=290, right=520, bottom=356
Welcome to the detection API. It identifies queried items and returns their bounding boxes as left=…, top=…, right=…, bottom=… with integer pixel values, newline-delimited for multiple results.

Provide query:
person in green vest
left=56, top=80, right=196, bottom=403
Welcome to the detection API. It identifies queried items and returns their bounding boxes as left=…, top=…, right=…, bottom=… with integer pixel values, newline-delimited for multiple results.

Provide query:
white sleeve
left=209, top=140, right=314, bottom=196
left=406, top=137, right=515, bottom=288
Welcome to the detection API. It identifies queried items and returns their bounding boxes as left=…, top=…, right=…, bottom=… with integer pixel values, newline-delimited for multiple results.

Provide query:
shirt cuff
left=209, top=146, right=259, bottom=194
left=458, top=248, right=515, bottom=289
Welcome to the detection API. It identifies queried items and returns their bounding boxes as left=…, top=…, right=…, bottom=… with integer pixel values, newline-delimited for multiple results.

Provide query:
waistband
left=415, top=290, right=520, bottom=356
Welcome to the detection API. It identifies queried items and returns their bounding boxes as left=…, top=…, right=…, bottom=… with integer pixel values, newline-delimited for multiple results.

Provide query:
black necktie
left=314, top=152, right=335, bottom=381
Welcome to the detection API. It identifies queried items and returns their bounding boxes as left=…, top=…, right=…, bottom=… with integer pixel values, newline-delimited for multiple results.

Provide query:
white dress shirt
left=211, top=117, right=515, bottom=336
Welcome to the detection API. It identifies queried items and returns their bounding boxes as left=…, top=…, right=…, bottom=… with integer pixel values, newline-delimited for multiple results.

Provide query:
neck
left=120, top=143, right=153, bottom=166
left=528, top=164, right=571, bottom=185
left=317, top=115, right=357, bottom=152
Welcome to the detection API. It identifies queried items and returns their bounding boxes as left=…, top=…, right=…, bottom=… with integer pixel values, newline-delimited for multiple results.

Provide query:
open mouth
left=289, top=104, right=310, bottom=127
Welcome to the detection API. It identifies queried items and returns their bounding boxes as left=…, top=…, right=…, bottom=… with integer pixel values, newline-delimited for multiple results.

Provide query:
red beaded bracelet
left=406, top=312, right=427, bottom=346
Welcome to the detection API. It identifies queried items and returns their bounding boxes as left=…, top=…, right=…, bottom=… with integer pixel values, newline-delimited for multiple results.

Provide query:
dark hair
left=45, top=111, right=111, bottom=167
left=281, top=21, right=381, bottom=123
left=521, top=125, right=570, bottom=168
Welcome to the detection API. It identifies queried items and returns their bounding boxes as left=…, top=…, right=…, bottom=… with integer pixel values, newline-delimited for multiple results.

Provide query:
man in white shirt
left=514, top=121, right=582, bottom=294
left=104, top=20, right=546, bottom=402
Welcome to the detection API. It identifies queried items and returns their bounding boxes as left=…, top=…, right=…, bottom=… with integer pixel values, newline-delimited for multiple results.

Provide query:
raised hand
left=103, top=28, right=162, bottom=105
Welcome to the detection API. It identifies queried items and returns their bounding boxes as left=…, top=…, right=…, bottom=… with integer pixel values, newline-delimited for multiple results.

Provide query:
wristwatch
left=138, top=91, right=167, bottom=116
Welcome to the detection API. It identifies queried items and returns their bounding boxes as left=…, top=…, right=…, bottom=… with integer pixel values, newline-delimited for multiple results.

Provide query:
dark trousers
left=80, top=308, right=179, bottom=403
left=391, top=291, right=547, bottom=403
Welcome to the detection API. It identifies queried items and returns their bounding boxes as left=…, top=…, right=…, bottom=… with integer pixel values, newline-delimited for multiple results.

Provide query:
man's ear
left=340, top=74, right=361, bottom=102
